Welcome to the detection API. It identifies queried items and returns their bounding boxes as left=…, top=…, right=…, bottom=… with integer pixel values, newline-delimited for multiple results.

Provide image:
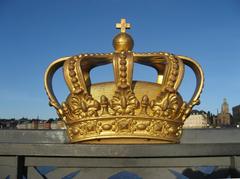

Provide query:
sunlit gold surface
left=113, top=33, right=134, bottom=52
left=44, top=19, right=204, bottom=144
left=116, top=18, right=131, bottom=33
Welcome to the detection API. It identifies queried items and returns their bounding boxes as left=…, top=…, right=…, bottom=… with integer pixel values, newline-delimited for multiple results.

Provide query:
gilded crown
left=44, top=19, right=204, bottom=144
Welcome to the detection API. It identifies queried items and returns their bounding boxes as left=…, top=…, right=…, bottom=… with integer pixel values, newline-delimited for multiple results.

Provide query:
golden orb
left=113, top=33, right=134, bottom=52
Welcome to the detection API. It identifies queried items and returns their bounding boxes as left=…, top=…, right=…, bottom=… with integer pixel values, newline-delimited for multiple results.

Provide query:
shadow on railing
left=5, top=166, right=240, bottom=179
left=170, top=166, right=240, bottom=179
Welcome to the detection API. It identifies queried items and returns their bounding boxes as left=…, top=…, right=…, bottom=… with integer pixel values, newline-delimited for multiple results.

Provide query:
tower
left=221, top=98, right=229, bottom=114
left=217, top=98, right=231, bottom=126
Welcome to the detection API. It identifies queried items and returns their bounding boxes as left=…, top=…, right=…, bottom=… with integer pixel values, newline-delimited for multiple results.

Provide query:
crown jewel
left=44, top=19, right=204, bottom=144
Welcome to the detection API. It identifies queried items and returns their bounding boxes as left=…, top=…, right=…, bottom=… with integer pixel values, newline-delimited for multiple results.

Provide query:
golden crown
left=44, top=19, right=204, bottom=144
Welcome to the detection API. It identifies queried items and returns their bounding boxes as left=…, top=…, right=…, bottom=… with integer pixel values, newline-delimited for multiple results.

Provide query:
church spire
left=221, top=98, right=229, bottom=114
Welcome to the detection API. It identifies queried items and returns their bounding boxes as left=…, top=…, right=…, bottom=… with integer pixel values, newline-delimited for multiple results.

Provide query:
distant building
left=50, top=120, right=59, bottom=129
left=38, top=120, right=45, bottom=129
left=183, top=110, right=209, bottom=128
left=16, top=119, right=32, bottom=129
left=44, top=120, right=51, bottom=129
left=50, top=119, right=66, bottom=129
left=0, top=118, right=65, bottom=130
left=0, top=119, right=18, bottom=129
left=31, top=119, right=39, bottom=129
left=214, top=98, right=232, bottom=127
left=232, top=105, right=240, bottom=126
left=57, top=120, right=66, bottom=129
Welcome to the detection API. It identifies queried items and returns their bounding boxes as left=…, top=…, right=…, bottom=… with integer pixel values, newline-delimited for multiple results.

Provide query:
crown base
left=70, top=136, right=180, bottom=144
left=66, top=116, right=183, bottom=144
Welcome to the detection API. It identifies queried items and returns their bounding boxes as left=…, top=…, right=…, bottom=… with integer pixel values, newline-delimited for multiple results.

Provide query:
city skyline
left=1, top=0, right=240, bottom=119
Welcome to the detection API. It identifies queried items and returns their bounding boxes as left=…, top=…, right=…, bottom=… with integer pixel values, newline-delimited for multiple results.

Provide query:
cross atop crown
left=116, top=19, right=131, bottom=33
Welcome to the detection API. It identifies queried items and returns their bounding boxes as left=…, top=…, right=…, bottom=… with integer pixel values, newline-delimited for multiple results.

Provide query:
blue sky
left=0, top=0, right=240, bottom=119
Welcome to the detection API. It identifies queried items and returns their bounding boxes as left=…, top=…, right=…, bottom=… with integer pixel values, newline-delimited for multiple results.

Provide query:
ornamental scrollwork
left=150, top=91, right=180, bottom=119
left=110, top=90, right=140, bottom=115
left=61, top=93, right=100, bottom=120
